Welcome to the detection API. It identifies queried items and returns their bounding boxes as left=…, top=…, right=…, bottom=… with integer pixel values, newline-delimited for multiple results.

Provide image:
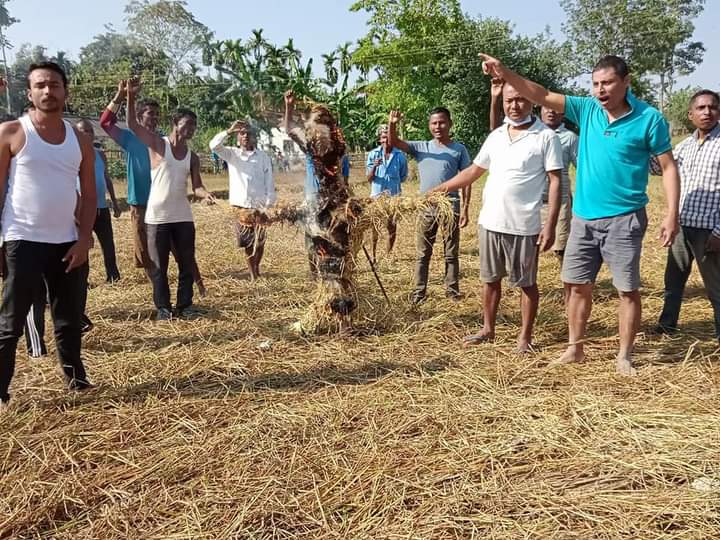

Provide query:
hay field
left=1, top=169, right=719, bottom=539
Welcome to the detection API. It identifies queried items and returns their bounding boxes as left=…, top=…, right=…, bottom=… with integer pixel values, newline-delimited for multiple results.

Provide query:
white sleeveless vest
left=2, top=115, right=82, bottom=244
left=145, top=137, right=193, bottom=225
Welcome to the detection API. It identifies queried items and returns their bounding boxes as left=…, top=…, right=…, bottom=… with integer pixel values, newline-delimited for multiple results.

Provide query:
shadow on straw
left=55, top=356, right=455, bottom=408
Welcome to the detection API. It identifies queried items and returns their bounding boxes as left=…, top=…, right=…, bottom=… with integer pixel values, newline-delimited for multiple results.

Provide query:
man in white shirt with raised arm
left=210, top=121, right=275, bottom=281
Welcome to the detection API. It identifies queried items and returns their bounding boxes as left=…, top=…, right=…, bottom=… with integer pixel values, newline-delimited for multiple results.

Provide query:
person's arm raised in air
left=100, top=80, right=127, bottom=145
left=430, top=163, right=486, bottom=195
left=126, top=77, right=165, bottom=157
left=209, top=120, right=244, bottom=162
left=489, top=77, right=504, bottom=131
left=190, top=152, right=216, bottom=205
left=64, top=128, right=97, bottom=272
left=283, top=90, right=307, bottom=151
left=655, top=151, right=680, bottom=247
left=99, top=149, right=121, bottom=218
left=387, top=111, right=411, bottom=153
left=479, top=53, right=566, bottom=113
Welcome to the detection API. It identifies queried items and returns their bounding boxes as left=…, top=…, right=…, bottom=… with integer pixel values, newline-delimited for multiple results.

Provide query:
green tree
left=665, top=86, right=699, bottom=133
left=352, top=0, right=465, bottom=140
left=443, top=21, right=574, bottom=151
left=8, top=43, right=48, bottom=113
left=70, top=28, right=172, bottom=118
left=561, top=0, right=705, bottom=107
left=352, top=0, right=575, bottom=150
left=321, top=51, right=339, bottom=87
left=125, top=0, right=213, bottom=80
left=79, top=26, right=156, bottom=71
left=203, top=33, right=318, bottom=135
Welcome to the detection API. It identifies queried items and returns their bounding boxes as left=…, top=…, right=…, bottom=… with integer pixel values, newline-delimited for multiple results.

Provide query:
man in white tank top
left=0, top=63, right=97, bottom=411
left=126, top=78, right=215, bottom=320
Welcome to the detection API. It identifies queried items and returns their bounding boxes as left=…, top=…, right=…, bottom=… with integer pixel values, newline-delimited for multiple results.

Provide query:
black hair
left=428, top=106, right=451, bottom=121
left=27, top=61, right=68, bottom=88
left=171, top=108, right=197, bottom=125
left=137, top=99, right=160, bottom=117
left=592, top=55, right=630, bottom=79
left=689, top=89, right=720, bottom=109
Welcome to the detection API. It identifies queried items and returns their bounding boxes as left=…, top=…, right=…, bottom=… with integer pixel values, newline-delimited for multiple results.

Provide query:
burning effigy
left=236, top=101, right=454, bottom=334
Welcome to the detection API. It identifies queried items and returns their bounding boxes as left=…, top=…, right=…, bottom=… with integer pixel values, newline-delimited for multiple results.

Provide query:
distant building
left=258, top=127, right=302, bottom=157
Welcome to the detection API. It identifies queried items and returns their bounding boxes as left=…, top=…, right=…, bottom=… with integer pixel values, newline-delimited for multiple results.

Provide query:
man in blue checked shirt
left=366, top=125, right=408, bottom=262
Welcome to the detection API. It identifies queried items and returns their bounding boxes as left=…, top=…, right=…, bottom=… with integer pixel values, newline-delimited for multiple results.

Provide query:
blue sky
left=3, top=0, right=719, bottom=89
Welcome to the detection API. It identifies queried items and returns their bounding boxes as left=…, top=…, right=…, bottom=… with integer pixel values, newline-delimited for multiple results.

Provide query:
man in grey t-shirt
left=388, top=107, right=472, bottom=303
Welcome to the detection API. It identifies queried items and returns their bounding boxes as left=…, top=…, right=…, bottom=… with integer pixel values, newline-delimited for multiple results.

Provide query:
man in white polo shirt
left=433, top=82, right=563, bottom=352
left=209, top=120, right=275, bottom=281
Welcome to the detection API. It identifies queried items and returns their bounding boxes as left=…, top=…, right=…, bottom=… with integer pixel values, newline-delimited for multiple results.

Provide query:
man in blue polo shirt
left=366, top=125, right=409, bottom=262
left=388, top=107, right=472, bottom=303
left=478, top=53, right=680, bottom=376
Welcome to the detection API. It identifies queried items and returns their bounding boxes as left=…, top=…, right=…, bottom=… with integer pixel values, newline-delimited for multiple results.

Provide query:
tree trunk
left=659, top=72, right=665, bottom=114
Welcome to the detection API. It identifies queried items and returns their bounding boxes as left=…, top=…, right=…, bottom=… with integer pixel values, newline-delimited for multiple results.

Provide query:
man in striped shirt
left=656, top=89, right=720, bottom=340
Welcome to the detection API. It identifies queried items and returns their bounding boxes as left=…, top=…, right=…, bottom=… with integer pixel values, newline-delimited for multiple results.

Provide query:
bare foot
left=549, top=346, right=584, bottom=366
left=463, top=330, right=494, bottom=347
left=197, top=282, right=208, bottom=297
left=615, top=355, right=637, bottom=377
left=515, top=339, right=534, bottom=354
left=338, top=317, right=353, bottom=335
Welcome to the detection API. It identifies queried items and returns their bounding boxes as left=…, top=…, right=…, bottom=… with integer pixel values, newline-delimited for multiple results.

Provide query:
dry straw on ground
left=1, top=171, right=719, bottom=539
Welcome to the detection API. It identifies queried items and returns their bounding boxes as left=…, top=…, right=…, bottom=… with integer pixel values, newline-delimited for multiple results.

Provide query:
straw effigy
left=235, top=192, right=455, bottom=334
left=233, top=101, right=457, bottom=335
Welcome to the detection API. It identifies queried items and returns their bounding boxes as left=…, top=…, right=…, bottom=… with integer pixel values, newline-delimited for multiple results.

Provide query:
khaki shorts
left=478, top=225, right=539, bottom=287
left=130, top=205, right=152, bottom=269
left=541, top=198, right=573, bottom=252
left=233, top=207, right=267, bottom=250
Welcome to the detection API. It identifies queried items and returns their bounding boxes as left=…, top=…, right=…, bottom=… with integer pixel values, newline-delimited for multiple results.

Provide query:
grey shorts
left=561, top=208, right=647, bottom=292
left=478, top=225, right=539, bottom=287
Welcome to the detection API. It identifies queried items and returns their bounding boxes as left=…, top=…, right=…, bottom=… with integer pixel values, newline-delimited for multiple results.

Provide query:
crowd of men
left=1, top=50, right=719, bottom=410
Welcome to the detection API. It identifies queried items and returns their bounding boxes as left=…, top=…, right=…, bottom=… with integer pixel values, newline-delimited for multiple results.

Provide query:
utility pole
left=0, top=0, right=17, bottom=116
left=0, top=23, right=11, bottom=115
